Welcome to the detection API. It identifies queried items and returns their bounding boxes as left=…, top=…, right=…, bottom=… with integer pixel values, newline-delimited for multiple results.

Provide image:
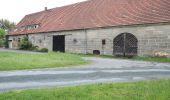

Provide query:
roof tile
left=10, top=0, right=170, bottom=35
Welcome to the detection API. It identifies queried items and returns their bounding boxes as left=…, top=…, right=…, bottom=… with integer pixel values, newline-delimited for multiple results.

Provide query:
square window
left=102, top=39, right=106, bottom=45
left=18, top=38, right=21, bottom=42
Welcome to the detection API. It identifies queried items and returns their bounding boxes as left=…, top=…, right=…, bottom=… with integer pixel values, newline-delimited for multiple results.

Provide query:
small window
left=21, top=26, right=25, bottom=31
left=93, top=50, right=100, bottom=55
left=18, top=38, right=21, bottom=42
left=34, top=24, right=40, bottom=29
left=102, top=39, right=106, bottom=45
left=27, top=25, right=32, bottom=30
left=23, top=24, right=40, bottom=30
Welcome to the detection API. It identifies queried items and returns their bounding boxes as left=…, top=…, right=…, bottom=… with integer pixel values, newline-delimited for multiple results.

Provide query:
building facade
left=8, top=0, right=170, bottom=57
left=8, top=23, right=170, bottom=57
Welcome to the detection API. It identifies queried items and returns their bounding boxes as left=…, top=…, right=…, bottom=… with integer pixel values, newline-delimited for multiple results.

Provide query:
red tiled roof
left=10, top=0, right=170, bottom=35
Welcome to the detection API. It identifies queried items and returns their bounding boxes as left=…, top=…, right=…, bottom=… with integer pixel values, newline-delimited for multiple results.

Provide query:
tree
left=0, top=28, right=6, bottom=47
left=0, top=19, right=15, bottom=48
left=0, top=28, right=6, bottom=38
left=0, top=19, right=16, bottom=31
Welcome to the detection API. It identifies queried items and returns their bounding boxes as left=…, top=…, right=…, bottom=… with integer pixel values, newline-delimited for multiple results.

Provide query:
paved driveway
left=0, top=57, right=170, bottom=92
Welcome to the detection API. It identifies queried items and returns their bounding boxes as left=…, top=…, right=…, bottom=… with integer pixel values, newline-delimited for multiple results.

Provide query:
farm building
left=8, top=0, right=170, bottom=57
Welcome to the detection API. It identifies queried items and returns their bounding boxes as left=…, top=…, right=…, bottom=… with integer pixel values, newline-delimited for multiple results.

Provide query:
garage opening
left=113, top=33, right=138, bottom=57
left=53, top=35, right=65, bottom=52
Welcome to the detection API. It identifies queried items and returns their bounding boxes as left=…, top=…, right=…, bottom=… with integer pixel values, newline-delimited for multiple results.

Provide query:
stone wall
left=8, top=23, right=170, bottom=57
left=8, top=35, right=26, bottom=49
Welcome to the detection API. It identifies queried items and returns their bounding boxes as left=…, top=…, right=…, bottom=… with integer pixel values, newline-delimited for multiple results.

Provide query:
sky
left=0, top=0, right=86, bottom=23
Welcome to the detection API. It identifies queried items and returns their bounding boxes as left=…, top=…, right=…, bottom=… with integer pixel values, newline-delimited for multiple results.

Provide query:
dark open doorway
left=53, top=35, right=65, bottom=52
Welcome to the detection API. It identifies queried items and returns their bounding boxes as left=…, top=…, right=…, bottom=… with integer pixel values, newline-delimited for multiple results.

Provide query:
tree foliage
left=0, top=28, right=6, bottom=47
left=0, top=19, right=16, bottom=30
left=19, top=36, right=33, bottom=50
left=0, top=28, right=6, bottom=38
left=0, top=19, right=15, bottom=47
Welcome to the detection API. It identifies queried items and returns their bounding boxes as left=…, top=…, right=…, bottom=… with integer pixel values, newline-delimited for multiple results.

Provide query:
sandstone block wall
left=8, top=23, right=170, bottom=57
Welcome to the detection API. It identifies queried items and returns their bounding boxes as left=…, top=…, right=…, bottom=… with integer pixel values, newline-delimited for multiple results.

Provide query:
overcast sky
left=0, top=0, right=86, bottom=23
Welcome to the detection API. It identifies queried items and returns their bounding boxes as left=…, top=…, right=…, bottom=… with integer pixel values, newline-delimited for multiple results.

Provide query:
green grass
left=133, top=56, right=170, bottom=63
left=79, top=54, right=170, bottom=63
left=0, top=52, right=86, bottom=71
left=0, top=80, right=170, bottom=100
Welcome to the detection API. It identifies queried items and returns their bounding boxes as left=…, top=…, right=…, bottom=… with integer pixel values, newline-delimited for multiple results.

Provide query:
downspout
left=84, top=29, right=88, bottom=54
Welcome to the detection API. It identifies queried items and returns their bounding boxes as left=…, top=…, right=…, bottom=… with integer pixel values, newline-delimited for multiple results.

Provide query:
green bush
left=4, top=38, right=8, bottom=48
left=0, top=28, right=6, bottom=47
left=0, top=28, right=6, bottom=38
left=0, top=39, right=7, bottom=48
left=19, top=36, right=33, bottom=50
left=17, top=36, right=48, bottom=52
left=39, top=48, right=48, bottom=52
left=30, top=46, right=39, bottom=51
left=0, top=39, right=4, bottom=47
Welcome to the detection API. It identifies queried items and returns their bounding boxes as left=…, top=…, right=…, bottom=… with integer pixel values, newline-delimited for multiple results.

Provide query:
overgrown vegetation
left=4, top=38, right=9, bottom=48
left=39, top=48, right=49, bottom=52
left=0, top=28, right=6, bottom=47
left=18, top=36, right=48, bottom=52
left=0, top=28, right=6, bottom=38
left=0, top=39, right=4, bottom=47
left=0, top=19, right=16, bottom=48
left=0, top=80, right=169, bottom=100
left=0, top=52, right=86, bottom=71
left=18, top=36, right=32, bottom=50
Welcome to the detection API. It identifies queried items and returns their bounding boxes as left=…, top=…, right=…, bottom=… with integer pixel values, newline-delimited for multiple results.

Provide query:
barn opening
left=53, top=35, right=65, bottom=52
left=113, top=33, right=138, bottom=57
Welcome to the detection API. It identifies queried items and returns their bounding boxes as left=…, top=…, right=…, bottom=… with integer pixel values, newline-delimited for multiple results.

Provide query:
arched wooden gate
left=113, top=33, right=138, bottom=57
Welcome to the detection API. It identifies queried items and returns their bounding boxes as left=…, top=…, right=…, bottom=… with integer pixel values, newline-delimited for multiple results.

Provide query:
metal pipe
left=84, top=29, right=88, bottom=54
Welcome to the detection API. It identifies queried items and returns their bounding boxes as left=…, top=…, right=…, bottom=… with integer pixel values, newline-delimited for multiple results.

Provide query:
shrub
left=0, top=28, right=6, bottom=47
left=18, top=36, right=48, bottom=52
left=0, top=39, right=4, bottom=47
left=4, top=39, right=9, bottom=48
left=0, top=39, right=7, bottom=48
left=39, top=48, right=48, bottom=52
left=0, top=28, right=6, bottom=39
left=30, top=46, right=39, bottom=51
left=19, top=36, right=33, bottom=50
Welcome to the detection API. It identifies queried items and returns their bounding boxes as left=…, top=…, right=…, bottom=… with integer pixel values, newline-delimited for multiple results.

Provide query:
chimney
left=45, top=7, right=48, bottom=11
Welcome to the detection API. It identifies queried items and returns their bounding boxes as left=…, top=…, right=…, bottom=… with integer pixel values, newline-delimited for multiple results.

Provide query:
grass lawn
left=80, top=54, right=170, bottom=63
left=0, top=80, right=170, bottom=100
left=0, top=52, right=86, bottom=71
left=133, top=56, right=170, bottom=63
